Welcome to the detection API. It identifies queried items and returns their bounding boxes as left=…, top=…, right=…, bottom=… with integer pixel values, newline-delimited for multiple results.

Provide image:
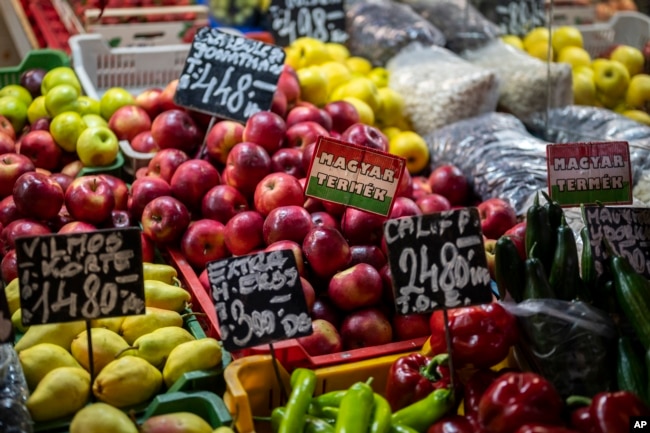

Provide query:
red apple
left=477, top=197, right=518, bottom=240
left=128, top=176, right=172, bottom=221
left=392, top=313, right=431, bottom=341
left=263, top=205, right=313, bottom=246
left=270, top=88, right=288, bottom=118
left=311, top=297, right=342, bottom=328
left=1, top=218, right=51, bottom=255
left=321, top=201, right=346, bottom=218
left=271, top=147, right=305, bottom=178
left=0, top=131, right=16, bottom=155
left=1, top=248, right=17, bottom=283
left=0, top=153, right=36, bottom=198
left=223, top=141, right=272, bottom=198
left=265, top=239, right=306, bottom=277
left=277, top=64, right=301, bottom=107
left=141, top=195, right=191, bottom=246
left=411, top=175, right=432, bottom=200
left=19, top=68, right=47, bottom=99
left=310, top=210, right=339, bottom=231
left=395, top=169, right=413, bottom=199
left=99, top=174, right=129, bottom=210
left=416, top=193, right=452, bottom=214
left=29, top=117, right=50, bottom=133
left=323, top=101, right=360, bottom=134
left=300, top=276, right=316, bottom=313
left=108, top=209, right=132, bottom=228
left=340, top=123, right=389, bottom=152
left=0, top=115, right=16, bottom=140
left=302, top=225, right=351, bottom=278
left=49, top=172, right=74, bottom=194
left=349, top=245, right=387, bottom=270
left=389, top=196, right=422, bottom=219
left=339, top=307, right=393, bottom=350
left=159, top=79, right=181, bottom=112
left=58, top=221, right=98, bottom=234
left=141, top=230, right=155, bottom=263
left=135, top=87, right=164, bottom=119
left=0, top=196, right=22, bottom=227
left=60, top=159, right=83, bottom=178
left=181, top=218, right=230, bottom=270
left=170, top=159, right=221, bottom=213
left=130, top=130, right=159, bottom=153
left=47, top=204, right=74, bottom=232
left=243, top=111, right=287, bottom=155
left=201, top=184, right=249, bottom=224
left=301, top=141, right=317, bottom=175
left=151, top=109, right=201, bottom=154
left=224, top=210, right=264, bottom=256
left=295, top=319, right=342, bottom=357
left=253, top=172, right=304, bottom=216
left=65, top=175, right=116, bottom=225
left=285, top=121, right=329, bottom=149
left=504, top=221, right=527, bottom=260
left=428, top=164, right=470, bottom=206
left=147, top=148, right=190, bottom=183
left=286, top=104, right=333, bottom=131
left=108, top=105, right=152, bottom=142
left=328, top=263, right=384, bottom=311
left=204, top=120, right=245, bottom=166
left=12, top=171, right=65, bottom=221
left=340, top=207, right=387, bottom=246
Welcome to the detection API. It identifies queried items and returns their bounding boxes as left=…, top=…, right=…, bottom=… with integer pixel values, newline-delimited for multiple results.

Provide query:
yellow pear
left=143, top=262, right=178, bottom=285
left=140, top=412, right=214, bottom=433
left=119, top=326, right=195, bottom=369
left=26, top=366, right=91, bottom=422
left=144, top=280, right=191, bottom=312
left=11, top=309, right=28, bottom=334
left=15, top=320, right=86, bottom=352
left=119, top=307, right=184, bottom=344
left=93, top=355, right=162, bottom=408
left=4, top=278, right=20, bottom=315
left=19, top=342, right=83, bottom=390
left=91, top=316, right=125, bottom=334
left=70, top=402, right=139, bottom=433
left=163, top=338, right=223, bottom=387
left=71, top=328, right=130, bottom=373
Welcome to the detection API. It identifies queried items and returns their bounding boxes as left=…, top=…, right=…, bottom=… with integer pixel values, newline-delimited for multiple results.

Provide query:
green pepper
left=318, top=406, right=339, bottom=424
left=370, top=393, right=392, bottom=433
left=271, top=406, right=286, bottom=432
left=522, top=243, right=556, bottom=300
left=616, top=336, right=647, bottom=403
left=278, top=368, right=317, bottom=433
left=308, top=389, right=346, bottom=416
left=390, top=424, right=420, bottom=433
left=391, top=388, right=453, bottom=433
left=334, top=379, right=375, bottom=433
left=272, top=405, right=335, bottom=433
left=548, top=215, right=584, bottom=302
left=541, top=190, right=563, bottom=252
left=494, top=235, right=526, bottom=302
left=525, top=192, right=554, bottom=275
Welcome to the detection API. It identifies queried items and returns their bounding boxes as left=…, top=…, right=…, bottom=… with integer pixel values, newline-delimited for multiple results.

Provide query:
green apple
left=625, top=73, right=650, bottom=111
left=572, top=72, right=597, bottom=106
left=611, top=45, right=645, bottom=77
left=592, top=59, right=630, bottom=99
left=0, top=96, right=28, bottom=133
left=50, top=111, right=87, bottom=152
left=76, top=126, right=119, bottom=167
left=82, top=113, right=109, bottom=128
left=0, top=84, right=33, bottom=106
left=100, top=87, right=135, bottom=121
left=296, top=66, right=329, bottom=107
left=330, top=76, right=380, bottom=112
left=27, top=96, right=49, bottom=124
left=44, top=84, right=80, bottom=117
left=76, top=95, right=101, bottom=116
left=41, top=66, right=82, bottom=95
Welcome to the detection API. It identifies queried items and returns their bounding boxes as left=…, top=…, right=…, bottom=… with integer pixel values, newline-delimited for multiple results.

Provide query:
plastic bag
left=503, top=299, right=617, bottom=399
left=387, top=44, right=500, bottom=138
left=0, top=344, right=33, bottom=433
left=344, top=0, right=446, bottom=67
left=424, top=112, right=548, bottom=215
left=462, top=39, right=573, bottom=121
left=396, top=0, right=502, bottom=53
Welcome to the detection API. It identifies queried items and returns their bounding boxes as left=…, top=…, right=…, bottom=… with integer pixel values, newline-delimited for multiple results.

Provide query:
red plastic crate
left=28, top=0, right=76, bottom=53
left=164, top=248, right=428, bottom=371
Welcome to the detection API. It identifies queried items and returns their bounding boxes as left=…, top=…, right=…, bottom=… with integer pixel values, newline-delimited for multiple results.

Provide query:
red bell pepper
left=384, top=352, right=457, bottom=412
left=427, top=302, right=518, bottom=368
left=463, top=368, right=502, bottom=421
left=426, top=415, right=482, bottom=433
left=569, top=406, right=593, bottom=433
left=588, top=391, right=650, bottom=433
left=515, top=425, right=581, bottom=433
left=477, top=372, right=564, bottom=433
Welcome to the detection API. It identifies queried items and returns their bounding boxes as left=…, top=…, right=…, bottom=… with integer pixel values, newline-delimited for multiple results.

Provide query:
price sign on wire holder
left=174, top=26, right=286, bottom=123
left=265, top=0, right=348, bottom=46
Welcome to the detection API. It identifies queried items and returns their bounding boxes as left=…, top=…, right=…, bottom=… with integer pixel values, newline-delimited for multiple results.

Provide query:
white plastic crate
left=576, top=11, right=650, bottom=57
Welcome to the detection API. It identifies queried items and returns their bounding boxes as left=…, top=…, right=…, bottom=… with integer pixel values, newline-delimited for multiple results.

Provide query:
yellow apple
left=291, top=37, right=331, bottom=69
left=325, top=42, right=350, bottom=62
left=596, top=90, right=624, bottom=109
left=296, top=66, right=329, bottom=106
left=622, top=109, right=650, bottom=126
left=527, top=41, right=553, bottom=62
left=523, top=27, right=550, bottom=52
left=345, top=56, right=373, bottom=75
left=283, top=45, right=301, bottom=71
left=76, top=126, right=119, bottom=167
left=382, top=126, right=402, bottom=140
left=375, top=87, right=405, bottom=127
left=367, top=67, right=390, bottom=88
left=557, top=46, right=592, bottom=69
left=574, top=65, right=595, bottom=80
left=0, top=84, right=33, bottom=107
left=610, top=45, right=645, bottom=77
left=342, top=96, right=375, bottom=126
left=572, top=72, right=597, bottom=106
left=388, top=130, right=430, bottom=174
left=27, top=96, right=49, bottom=124
left=76, top=95, right=101, bottom=116
left=625, top=73, right=650, bottom=110
left=82, top=113, right=109, bottom=128
left=330, top=76, right=380, bottom=112
left=501, top=35, right=524, bottom=50
left=551, top=26, right=584, bottom=55
left=592, top=59, right=630, bottom=99
left=319, top=61, right=352, bottom=97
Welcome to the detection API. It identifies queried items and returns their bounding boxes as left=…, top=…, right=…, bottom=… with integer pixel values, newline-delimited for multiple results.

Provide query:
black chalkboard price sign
left=0, top=288, right=13, bottom=344
left=265, top=0, right=348, bottom=47
left=583, top=206, right=650, bottom=279
left=384, top=208, right=493, bottom=315
left=208, top=249, right=312, bottom=352
left=174, top=27, right=286, bottom=123
left=15, top=227, right=145, bottom=326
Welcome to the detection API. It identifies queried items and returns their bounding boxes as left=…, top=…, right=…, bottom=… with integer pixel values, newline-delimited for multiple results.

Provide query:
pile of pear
left=4, top=262, right=224, bottom=425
